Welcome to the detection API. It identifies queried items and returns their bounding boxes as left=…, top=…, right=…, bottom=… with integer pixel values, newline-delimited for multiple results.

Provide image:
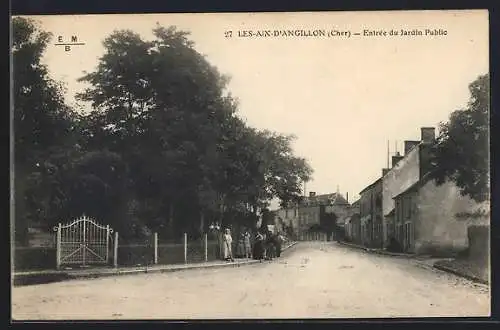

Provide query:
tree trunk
left=168, top=203, right=174, bottom=238
left=218, top=195, right=226, bottom=228
left=199, top=210, right=205, bottom=235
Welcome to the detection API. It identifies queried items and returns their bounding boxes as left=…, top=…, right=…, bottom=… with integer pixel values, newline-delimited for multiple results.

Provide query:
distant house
left=345, top=199, right=360, bottom=243
left=276, top=191, right=352, bottom=237
left=392, top=173, right=485, bottom=255
left=303, top=191, right=349, bottom=207
left=359, top=178, right=383, bottom=248
left=276, top=206, right=299, bottom=236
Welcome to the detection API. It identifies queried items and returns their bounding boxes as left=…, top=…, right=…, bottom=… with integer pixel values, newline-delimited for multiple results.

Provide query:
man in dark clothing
left=266, top=230, right=275, bottom=260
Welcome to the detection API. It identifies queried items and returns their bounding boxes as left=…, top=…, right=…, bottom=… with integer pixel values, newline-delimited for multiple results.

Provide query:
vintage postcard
left=11, top=10, right=490, bottom=320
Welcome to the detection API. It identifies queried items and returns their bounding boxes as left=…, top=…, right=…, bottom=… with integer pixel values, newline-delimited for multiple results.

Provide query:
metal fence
left=14, top=230, right=294, bottom=271
left=297, top=232, right=329, bottom=241
left=110, top=232, right=223, bottom=268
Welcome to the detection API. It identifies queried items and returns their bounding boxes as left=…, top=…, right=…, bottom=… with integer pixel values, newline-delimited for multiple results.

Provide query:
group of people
left=220, top=227, right=284, bottom=262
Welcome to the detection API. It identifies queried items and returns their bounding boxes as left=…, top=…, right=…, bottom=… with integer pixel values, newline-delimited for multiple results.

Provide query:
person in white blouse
left=222, top=228, right=234, bottom=261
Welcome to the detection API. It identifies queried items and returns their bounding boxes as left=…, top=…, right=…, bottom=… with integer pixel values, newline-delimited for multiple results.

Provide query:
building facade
left=359, top=178, right=383, bottom=248
left=381, top=127, right=435, bottom=247
left=276, top=207, right=299, bottom=235
left=393, top=174, right=483, bottom=255
left=345, top=199, right=361, bottom=243
left=276, top=191, right=351, bottom=238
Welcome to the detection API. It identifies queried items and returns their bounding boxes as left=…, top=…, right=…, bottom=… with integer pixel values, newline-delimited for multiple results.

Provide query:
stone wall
left=414, top=178, right=479, bottom=256
left=467, top=225, right=489, bottom=275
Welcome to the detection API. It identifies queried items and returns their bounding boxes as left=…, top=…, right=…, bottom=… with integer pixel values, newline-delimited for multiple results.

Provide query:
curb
left=337, top=241, right=488, bottom=285
left=13, top=241, right=298, bottom=286
left=336, top=241, right=368, bottom=251
left=336, top=241, right=416, bottom=258
left=369, top=249, right=416, bottom=258
left=433, top=262, right=488, bottom=285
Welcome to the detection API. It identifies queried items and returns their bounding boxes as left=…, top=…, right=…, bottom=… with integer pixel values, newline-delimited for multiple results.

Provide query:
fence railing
left=297, top=232, right=330, bottom=241
left=14, top=231, right=253, bottom=271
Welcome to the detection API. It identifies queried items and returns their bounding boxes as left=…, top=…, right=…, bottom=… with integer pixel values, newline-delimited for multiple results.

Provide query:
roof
left=304, top=192, right=349, bottom=206
left=359, top=177, right=382, bottom=195
left=382, top=141, right=424, bottom=179
left=392, top=172, right=435, bottom=200
left=385, top=208, right=395, bottom=217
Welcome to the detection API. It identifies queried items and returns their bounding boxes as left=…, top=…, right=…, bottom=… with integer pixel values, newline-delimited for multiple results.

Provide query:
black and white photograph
left=11, top=10, right=490, bottom=320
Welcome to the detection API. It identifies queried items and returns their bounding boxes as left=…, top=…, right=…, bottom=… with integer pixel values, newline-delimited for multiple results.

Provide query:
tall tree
left=76, top=24, right=313, bottom=237
left=12, top=17, right=78, bottom=243
left=431, top=73, right=490, bottom=204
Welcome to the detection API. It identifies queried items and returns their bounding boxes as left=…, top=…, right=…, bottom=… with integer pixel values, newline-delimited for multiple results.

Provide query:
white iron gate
left=53, top=215, right=113, bottom=269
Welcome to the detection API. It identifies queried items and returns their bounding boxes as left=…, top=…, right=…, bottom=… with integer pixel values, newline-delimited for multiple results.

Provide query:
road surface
left=12, top=242, right=490, bottom=320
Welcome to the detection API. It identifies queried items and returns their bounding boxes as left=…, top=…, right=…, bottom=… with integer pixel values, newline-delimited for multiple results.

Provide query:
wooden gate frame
left=53, top=215, right=113, bottom=269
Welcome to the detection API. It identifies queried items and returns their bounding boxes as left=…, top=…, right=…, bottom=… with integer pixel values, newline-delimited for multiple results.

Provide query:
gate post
left=56, top=223, right=62, bottom=270
left=204, top=233, right=208, bottom=262
left=106, top=225, right=110, bottom=263
left=114, top=231, right=119, bottom=268
left=153, top=232, right=158, bottom=264
left=183, top=233, right=188, bottom=264
left=82, top=218, right=86, bottom=267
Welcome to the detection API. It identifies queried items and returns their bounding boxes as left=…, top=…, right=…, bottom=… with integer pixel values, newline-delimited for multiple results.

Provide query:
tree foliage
left=431, top=73, right=490, bottom=203
left=14, top=20, right=313, bottom=242
left=12, top=17, right=79, bottom=243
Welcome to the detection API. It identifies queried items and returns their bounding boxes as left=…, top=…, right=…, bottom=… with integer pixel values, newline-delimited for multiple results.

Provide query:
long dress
left=244, top=232, right=252, bottom=258
left=275, top=235, right=282, bottom=257
left=266, top=234, right=275, bottom=259
left=253, top=233, right=264, bottom=260
left=236, top=234, right=246, bottom=258
left=222, top=233, right=233, bottom=260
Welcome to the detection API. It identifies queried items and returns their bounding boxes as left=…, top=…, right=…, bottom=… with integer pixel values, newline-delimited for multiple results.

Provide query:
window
left=404, top=196, right=411, bottom=219
left=397, top=199, right=402, bottom=224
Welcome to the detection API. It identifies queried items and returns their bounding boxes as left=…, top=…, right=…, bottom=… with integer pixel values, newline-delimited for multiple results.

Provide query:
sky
left=21, top=10, right=489, bottom=209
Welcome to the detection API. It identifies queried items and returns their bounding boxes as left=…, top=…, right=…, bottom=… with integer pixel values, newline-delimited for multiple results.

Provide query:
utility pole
left=387, top=140, right=390, bottom=168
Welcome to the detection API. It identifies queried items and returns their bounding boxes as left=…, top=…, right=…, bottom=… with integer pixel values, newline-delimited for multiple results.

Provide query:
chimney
left=382, top=168, right=390, bottom=176
left=346, top=192, right=349, bottom=203
left=421, top=127, right=436, bottom=144
left=309, top=191, right=316, bottom=197
left=391, top=152, right=404, bottom=167
left=404, top=140, right=420, bottom=155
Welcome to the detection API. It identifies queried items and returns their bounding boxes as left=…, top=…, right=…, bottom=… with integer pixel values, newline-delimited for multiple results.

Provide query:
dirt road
left=12, top=242, right=490, bottom=320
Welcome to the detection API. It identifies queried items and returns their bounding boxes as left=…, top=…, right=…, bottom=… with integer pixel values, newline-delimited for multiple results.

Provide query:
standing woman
left=253, top=231, right=264, bottom=260
left=266, top=230, right=275, bottom=260
left=236, top=230, right=246, bottom=258
left=244, top=229, right=252, bottom=259
left=275, top=232, right=283, bottom=258
left=222, top=228, right=234, bottom=261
